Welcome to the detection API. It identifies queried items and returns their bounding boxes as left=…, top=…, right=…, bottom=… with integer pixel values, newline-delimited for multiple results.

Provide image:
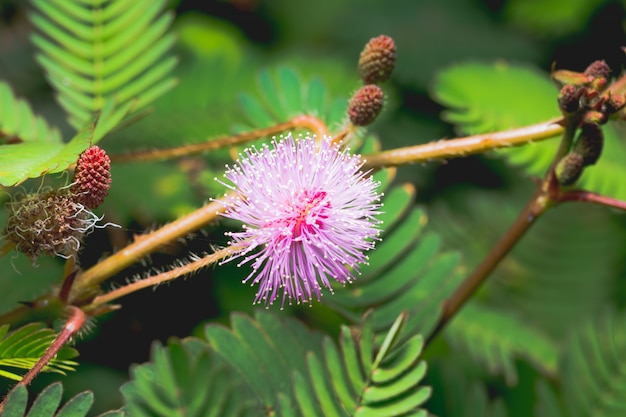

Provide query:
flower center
left=288, top=189, right=330, bottom=238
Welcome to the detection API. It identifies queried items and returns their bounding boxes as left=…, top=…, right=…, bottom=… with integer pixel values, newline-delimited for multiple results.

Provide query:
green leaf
left=1, top=382, right=95, bottom=417
left=30, top=0, right=177, bottom=130
left=0, top=81, right=61, bottom=144
left=0, top=100, right=129, bottom=186
left=432, top=61, right=626, bottom=201
left=446, top=303, right=558, bottom=385
left=204, top=311, right=430, bottom=417
left=561, top=310, right=626, bottom=417
left=0, top=323, right=78, bottom=382
left=535, top=380, right=566, bottom=417
left=122, top=338, right=252, bottom=417
left=432, top=365, right=509, bottom=417
left=504, top=0, right=608, bottom=36
left=240, top=66, right=348, bottom=132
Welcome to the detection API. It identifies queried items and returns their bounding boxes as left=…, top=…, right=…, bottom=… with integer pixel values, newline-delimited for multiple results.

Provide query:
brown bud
left=573, top=123, right=604, bottom=166
left=558, top=85, right=584, bottom=114
left=584, top=60, right=611, bottom=80
left=348, top=84, right=385, bottom=126
left=582, top=110, right=606, bottom=125
left=555, top=153, right=585, bottom=186
left=358, top=35, right=396, bottom=84
left=603, top=94, right=626, bottom=115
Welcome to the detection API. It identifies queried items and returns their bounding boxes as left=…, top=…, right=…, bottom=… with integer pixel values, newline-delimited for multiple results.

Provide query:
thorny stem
left=86, top=246, right=237, bottom=311
left=110, top=115, right=329, bottom=163
left=0, top=306, right=85, bottom=413
left=68, top=199, right=227, bottom=304
left=361, top=117, right=564, bottom=170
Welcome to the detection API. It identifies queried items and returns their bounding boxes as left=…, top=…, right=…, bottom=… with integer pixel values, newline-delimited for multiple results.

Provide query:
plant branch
left=557, top=189, right=626, bottom=212
left=425, top=188, right=551, bottom=346
left=86, top=246, right=237, bottom=310
left=110, top=115, right=330, bottom=163
left=361, top=117, right=564, bottom=170
left=0, top=306, right=85, bottom=413
left=68, top=199, right=227, bottom=304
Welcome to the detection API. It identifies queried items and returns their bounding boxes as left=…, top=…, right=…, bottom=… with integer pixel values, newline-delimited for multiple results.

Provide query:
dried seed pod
left=3, top=190, right=102, bottom=262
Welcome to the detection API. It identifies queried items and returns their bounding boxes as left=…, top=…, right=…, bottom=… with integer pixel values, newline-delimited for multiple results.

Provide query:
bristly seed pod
left=358, top=35, right=396, bottom=84
left=3, top=190, right=104, bottom=262
left=348, top=84, right=385, bottom=126
left=71, top=146, right=111, bottom=209
left=573, top=123, right=604, bottom=166
left=555, top=152, right=585, bottom=186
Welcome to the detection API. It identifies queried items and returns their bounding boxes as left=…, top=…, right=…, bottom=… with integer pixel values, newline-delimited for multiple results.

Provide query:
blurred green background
left=1, top=0, right=625, bottom=415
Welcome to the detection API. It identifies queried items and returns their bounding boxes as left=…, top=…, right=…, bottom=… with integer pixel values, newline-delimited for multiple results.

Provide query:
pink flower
left=217, top=134, right=382, bottom=307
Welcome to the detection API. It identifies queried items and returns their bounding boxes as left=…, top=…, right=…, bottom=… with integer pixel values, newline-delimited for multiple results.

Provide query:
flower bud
left=558, top=84, right=584, bottom=114
left=573, top=123, right=604, bottom=166
left=348, top=84, right=385, bottom=126
left=358, top=35, right=396, bottom=84
left=582, top=110, right=606, bottom=125
left=584, top=60, right=611, bottom=80
left=555, top=153, right=584, bottom=186
left=71, top=146, right=111, bottom=209
left=602, top=93, right=626, bottom=115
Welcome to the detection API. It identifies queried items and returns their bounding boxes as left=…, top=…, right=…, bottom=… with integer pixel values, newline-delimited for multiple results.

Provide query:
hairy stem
left=110, top=115, right=329, bottom=163
left=361, top=117, right=564, bottom=170
left=0, top=306, right=85, bottom=413
left=87, top=246, right=236, bottom=310
left=69, top=199, right=226, bottom=304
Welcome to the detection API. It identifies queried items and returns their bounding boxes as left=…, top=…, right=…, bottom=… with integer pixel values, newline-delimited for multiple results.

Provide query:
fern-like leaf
left=238, top=66, right=348, bottom=132
left=1, top=382, right=121, bottom=417
left=445, top=302, right=558, bottom=385
left=561, top=310, right=626, bottom=417
left=0, top=100, right=129, bottom=186
left=430, top=365, right=509, bottom=417
left=121, top=338, right=255, bottom=417
left=30, top=0, right=178, bottom=130
left=432, top=61, right=626, bottom=201
left=0, top=323, right=78, bottom=382
left=204, top=311, right=431, bottom=416
left=0, top=81, right=61, bottom=144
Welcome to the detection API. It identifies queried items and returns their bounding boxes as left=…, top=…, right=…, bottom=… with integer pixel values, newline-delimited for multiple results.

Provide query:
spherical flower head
left=217, top=134, right=383, bottom=307
left=71, top=145, right=111, bottom=209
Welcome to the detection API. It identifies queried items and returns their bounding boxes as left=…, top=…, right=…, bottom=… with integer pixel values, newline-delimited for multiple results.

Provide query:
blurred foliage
left=0, top=0, right=625, bottom=416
